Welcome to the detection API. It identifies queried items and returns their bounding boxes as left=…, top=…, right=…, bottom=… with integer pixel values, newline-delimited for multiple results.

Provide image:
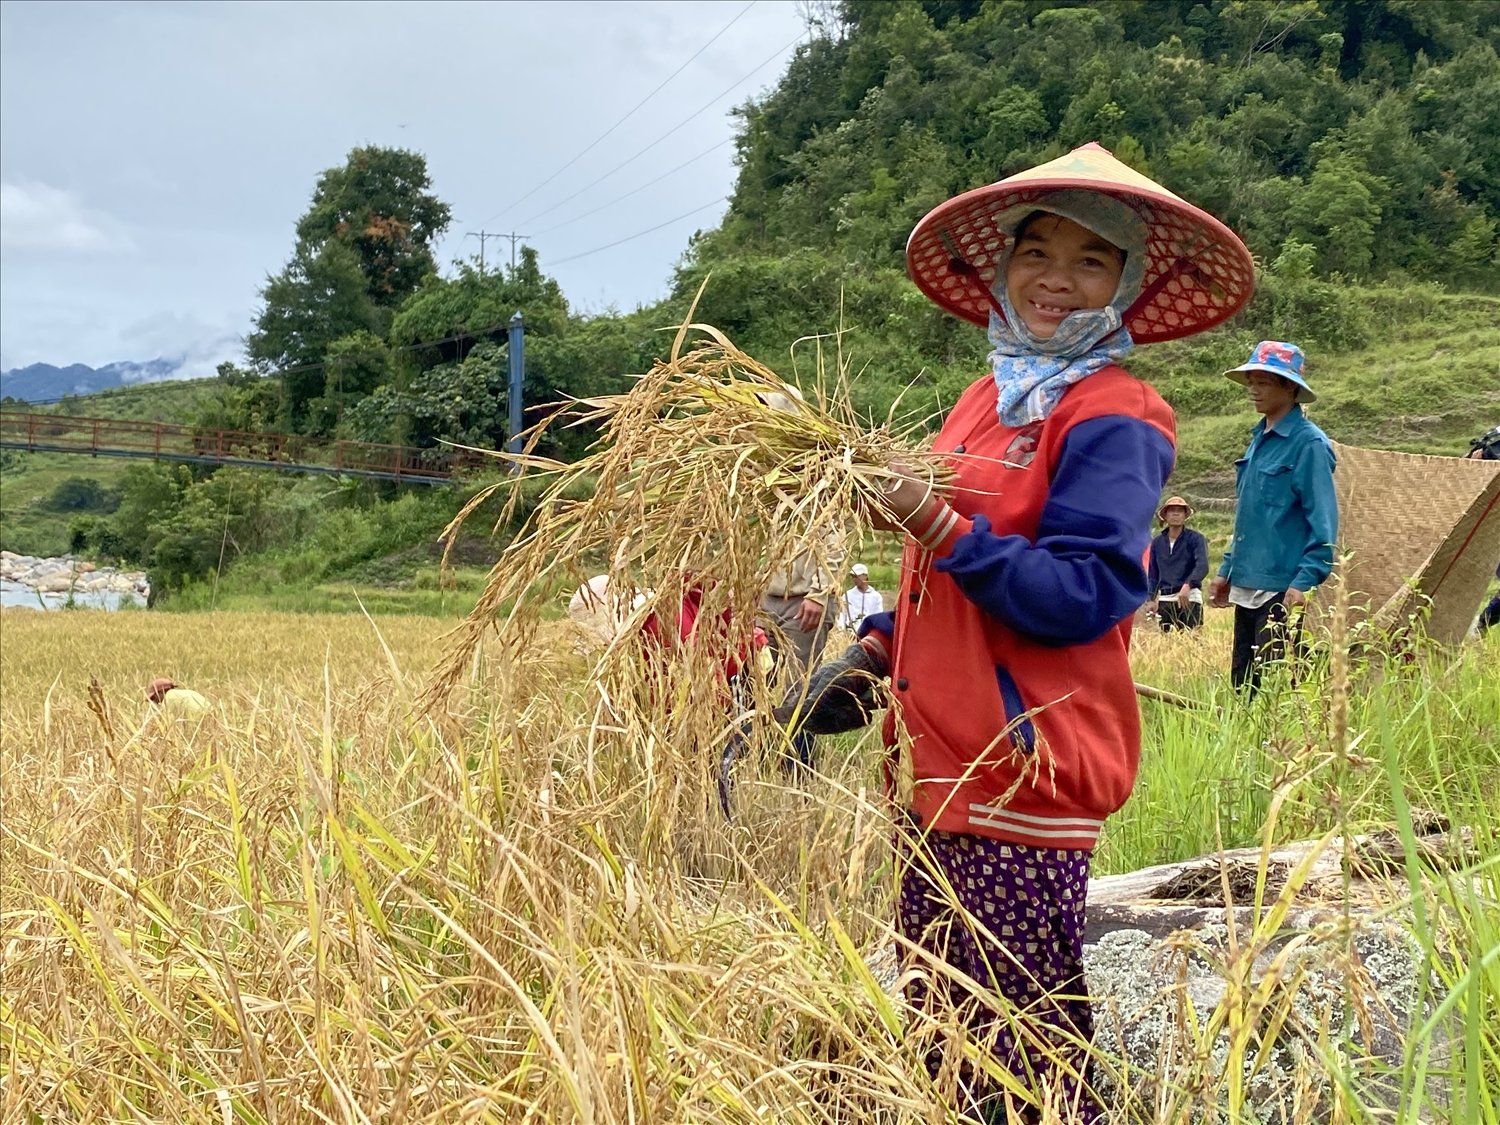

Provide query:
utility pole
left=501, top=232, right=528, bottom=271
left=466, top=231, right=528, bottom=274
left=507, top=311, right=525, bottom=458
left=466, top=230, right=498, bottom=275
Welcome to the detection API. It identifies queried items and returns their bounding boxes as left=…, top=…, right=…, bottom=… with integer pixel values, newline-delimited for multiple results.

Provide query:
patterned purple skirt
left=896, top=826, right=1099, bottom=1123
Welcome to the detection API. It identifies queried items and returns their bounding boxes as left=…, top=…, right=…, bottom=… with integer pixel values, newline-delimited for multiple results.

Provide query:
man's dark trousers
left=1158, top=601, right=1203, bottom=632
left=1230, top=593, right=1300, bottom=697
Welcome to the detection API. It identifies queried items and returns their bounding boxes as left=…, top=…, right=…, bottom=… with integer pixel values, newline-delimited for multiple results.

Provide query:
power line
left=249, top=320, right=521, bottom=382
left=548, top=196, right=729, bottom=267
left=519, top=32, right=803, bottom=229
left=537, top=137, right=734, bottom=236
left=481, top=1, right=757, bottom=225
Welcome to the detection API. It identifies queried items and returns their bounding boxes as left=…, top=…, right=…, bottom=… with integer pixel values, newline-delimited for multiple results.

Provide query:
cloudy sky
left=0, top=0, right=808, bottom=373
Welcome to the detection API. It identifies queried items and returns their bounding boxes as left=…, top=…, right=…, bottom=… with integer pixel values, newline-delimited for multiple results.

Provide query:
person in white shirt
left=838, top=563, right=884, bottom=631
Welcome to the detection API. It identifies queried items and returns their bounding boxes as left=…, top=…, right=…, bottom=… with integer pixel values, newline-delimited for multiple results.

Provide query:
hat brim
left=1223, top=364, right=1318, bottom=403
left=906, top=143, right=1255, bottom=344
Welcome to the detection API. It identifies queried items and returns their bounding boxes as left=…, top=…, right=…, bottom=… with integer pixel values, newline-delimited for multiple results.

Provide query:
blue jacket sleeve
left=1147, top=534, right=1161, bottom=594
left=935, top=415, right=1176, bottom=646
left=1189, top=529, right=1209, bottom=587
left=1291, top=439, right=1339, bottom=591
left=1217, top=539, right=1233, bottom=580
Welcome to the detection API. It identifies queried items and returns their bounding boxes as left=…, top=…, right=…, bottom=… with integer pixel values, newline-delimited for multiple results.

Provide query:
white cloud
left=0, top=179, right=134, bottom=253
left=118, top=310, right=245, bottom=377
left=0, top=2, right=807, bottom=365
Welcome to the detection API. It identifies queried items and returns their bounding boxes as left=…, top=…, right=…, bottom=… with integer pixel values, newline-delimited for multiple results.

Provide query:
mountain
left=0, top=358, right=189, bottom=402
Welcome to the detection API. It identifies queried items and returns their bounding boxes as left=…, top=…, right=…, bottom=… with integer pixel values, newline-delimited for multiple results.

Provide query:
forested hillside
left=713, top=0, right=1499, bottom=282
left=7, top=0, right=1497, bottom=600
left=673, top=0, right=1500, bottom=428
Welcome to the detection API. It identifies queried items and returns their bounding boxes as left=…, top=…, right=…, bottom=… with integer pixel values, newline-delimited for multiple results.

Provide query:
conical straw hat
left=906, top=142, right=1256, bottom=343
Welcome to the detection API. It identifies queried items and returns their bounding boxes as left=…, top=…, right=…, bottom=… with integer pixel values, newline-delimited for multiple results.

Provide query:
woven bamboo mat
left=1330, top=442, right=1500, bottom=644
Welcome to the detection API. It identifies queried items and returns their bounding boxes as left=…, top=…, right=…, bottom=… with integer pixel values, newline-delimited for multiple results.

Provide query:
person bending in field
left=146, top=677, right=211, bottom=716
left=769, top=143, right=1256, bottom=1121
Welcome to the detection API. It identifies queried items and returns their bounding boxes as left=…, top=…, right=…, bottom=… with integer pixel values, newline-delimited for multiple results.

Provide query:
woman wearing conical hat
left=780, top=142, right=1254, bottom=1119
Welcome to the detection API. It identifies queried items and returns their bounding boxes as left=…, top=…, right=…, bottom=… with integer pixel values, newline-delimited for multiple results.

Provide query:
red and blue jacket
left=859, top=366, right=1175, bottom=851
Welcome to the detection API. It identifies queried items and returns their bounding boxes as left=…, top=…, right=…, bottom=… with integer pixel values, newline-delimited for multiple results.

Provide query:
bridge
left=0, top=411, right=481, bottom=484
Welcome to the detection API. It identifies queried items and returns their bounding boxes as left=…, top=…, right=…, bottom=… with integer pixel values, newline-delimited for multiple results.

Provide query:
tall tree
left=247, top=147, right=452, bottom=431
left=295, top=146, right=452, bottom=306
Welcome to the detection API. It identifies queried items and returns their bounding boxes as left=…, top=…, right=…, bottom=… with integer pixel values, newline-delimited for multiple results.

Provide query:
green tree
left=247, top=147, right=452, bottom=432
left=309, top=331, right=392, bottom=434
left=247, top=239, right=385, bottom=428
left=197, top=361, right=285, bottom=435
left=146, top=470, right=284, bottom=593
left=294, top=146, right=452, bottom=305
left=1450, top=214, right=1500, bottom=290
left=107, top=464, right=189, bottom=565
left=1289, top=154, right=1386, bottom=276
left=342, top=343, right=511, bottom=455
left=390, top=247, right=568, bottom=354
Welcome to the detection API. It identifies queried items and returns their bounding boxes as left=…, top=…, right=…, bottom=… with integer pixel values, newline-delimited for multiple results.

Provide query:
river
left=0, top=551, right=151, bottom=611
left=0, top=577, right=147, bottom=611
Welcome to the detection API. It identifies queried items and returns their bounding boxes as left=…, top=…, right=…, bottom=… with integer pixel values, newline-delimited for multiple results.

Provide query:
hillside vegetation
left=2, top=0, right=1496, bottom=605
left=4, top=375, right=226, bottom=424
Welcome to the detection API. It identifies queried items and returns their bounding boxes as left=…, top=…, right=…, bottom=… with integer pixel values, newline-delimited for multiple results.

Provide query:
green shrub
left=45, top=476, right=119, bottom=513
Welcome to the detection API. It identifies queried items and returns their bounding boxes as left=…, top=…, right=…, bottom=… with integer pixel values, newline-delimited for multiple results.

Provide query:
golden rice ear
left=420, top=309, right=949, bottom=714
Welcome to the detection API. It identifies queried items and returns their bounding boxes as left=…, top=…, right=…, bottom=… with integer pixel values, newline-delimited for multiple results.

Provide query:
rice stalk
left=424, top=295, right=947, bottom=724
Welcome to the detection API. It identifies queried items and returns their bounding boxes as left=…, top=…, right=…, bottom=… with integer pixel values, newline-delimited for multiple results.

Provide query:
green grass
left=0, top=452, right=134, bottom=557
left=25, top=375, right=226, bottom=423
left=161, top=565, right=497, bottom=615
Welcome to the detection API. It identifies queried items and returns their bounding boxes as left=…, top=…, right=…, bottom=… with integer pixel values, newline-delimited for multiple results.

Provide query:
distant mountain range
left=0, top=358, right=196, bottom=402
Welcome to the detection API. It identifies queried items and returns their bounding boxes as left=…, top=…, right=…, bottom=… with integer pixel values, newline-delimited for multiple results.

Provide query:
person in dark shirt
left=1468, top=429, right=1500, bottom=633
left=1146, top=495, right=1209, bottom=631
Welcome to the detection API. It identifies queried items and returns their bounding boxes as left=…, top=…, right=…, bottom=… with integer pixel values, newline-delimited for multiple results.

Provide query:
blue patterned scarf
left=986, top=190, right=1147, bottom=427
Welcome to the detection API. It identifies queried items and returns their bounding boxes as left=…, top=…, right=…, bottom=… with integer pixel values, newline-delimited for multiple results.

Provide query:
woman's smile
left=1004, top=214, right=1125, bottom=338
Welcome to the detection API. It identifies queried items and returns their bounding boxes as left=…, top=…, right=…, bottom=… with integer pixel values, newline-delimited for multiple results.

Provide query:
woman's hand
left=866, top=463, right=937, bottom=532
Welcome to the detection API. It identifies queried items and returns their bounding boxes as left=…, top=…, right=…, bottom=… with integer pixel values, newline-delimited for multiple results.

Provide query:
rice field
left=2, top=603, right=1496, bottom=1124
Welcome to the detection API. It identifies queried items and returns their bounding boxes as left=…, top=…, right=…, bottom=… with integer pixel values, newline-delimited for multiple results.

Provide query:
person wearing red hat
left=774, top=143, right=1255, bottom=1119
left=145, top=677, right=211, bottom=716
left=1147, top=496, right=1209, bottom=630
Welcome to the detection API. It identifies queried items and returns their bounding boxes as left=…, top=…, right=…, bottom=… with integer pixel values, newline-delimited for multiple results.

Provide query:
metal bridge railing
left=0, top=411, right=475, bottom=483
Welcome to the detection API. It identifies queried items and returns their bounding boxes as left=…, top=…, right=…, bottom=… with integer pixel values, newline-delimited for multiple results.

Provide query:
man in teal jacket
left=1208, top=341, right=1339, bottom=696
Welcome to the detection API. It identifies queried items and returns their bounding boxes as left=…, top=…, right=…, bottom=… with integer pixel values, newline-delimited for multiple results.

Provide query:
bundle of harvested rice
left=425, top=303, right=945, bottom=732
